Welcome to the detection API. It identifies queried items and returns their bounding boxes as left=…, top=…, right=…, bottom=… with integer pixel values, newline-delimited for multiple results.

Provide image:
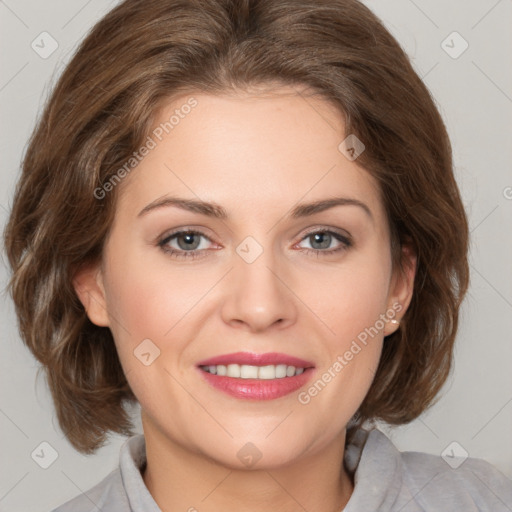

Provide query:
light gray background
left=1, top=1, right=511, bottom=510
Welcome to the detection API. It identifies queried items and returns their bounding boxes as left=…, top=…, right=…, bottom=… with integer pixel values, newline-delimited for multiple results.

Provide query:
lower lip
left=197, top=367, right=315, bottom=400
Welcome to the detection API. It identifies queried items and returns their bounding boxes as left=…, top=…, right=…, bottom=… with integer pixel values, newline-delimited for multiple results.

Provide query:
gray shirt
left=51, top=428, right=512, bottom=511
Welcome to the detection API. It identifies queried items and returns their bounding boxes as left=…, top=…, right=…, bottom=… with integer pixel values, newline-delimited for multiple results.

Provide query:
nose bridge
left=221, top=233, right=297, bottom=330
left=236, top=234, right=280, bottom=289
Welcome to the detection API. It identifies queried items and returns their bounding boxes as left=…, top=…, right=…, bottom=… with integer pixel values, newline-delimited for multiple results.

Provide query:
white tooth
left=275, top=364, right=287, bottom=378
left=206, top=363, right=305, bottom=378
left=258, top=365, right=277, bottom=379
left=226, top=364, right=241, bottom=378
left=240, top=365, right=259, bottom=379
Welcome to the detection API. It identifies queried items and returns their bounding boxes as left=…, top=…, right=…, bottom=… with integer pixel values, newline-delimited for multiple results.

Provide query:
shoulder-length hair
left=4, top=0, right=469, bottom=454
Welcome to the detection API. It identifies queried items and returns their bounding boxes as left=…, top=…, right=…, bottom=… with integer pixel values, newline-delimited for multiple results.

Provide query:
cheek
left=105, top=250, right=209, bottom=339
left=300, top=260, right=388, bottom=424
left=101, top=257, right=201, bottom=406
left=313, top=253, right=391, bottom=345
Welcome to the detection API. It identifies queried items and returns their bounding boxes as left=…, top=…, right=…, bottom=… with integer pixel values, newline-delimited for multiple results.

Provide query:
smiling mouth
left=195, top=351, right=315, bottom=399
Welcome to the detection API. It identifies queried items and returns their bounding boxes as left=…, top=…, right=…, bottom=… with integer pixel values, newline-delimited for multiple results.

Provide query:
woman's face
left=76, top=86, right=415, bottom=469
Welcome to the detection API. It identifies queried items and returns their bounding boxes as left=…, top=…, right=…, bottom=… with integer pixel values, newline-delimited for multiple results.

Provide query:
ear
left=383, top=241, right=417, bottom=336
left=72, top=262, right=110, bottom=327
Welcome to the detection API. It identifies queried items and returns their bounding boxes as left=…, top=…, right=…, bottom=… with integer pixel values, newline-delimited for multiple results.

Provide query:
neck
left=141, top=422, right=354, bottom=512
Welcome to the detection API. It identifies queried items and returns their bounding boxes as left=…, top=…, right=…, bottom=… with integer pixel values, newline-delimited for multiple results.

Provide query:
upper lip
left=197, top=352, right=315, bottom=368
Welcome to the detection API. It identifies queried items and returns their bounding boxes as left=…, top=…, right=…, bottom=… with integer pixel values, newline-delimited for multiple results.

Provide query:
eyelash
left=157, top=228, right=352, bottom=260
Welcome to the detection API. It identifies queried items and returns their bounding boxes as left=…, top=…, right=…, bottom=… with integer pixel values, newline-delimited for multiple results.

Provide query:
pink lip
left=196, top=367, right=315, bottom=400
left=196, top=351, right=315, bottom=368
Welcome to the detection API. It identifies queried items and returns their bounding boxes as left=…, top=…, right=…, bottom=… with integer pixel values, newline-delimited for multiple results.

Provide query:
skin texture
left=74, top=86, right=416, bottom=512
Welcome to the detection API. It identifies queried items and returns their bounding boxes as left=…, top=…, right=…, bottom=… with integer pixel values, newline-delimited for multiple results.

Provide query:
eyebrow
left=137, top=195, right=373, bottom=222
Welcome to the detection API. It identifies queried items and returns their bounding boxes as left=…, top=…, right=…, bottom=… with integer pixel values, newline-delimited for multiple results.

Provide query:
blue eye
left=158, top=228, right=352, bottom=260
left=158, top=230, right=211, bottom=260
left=297, top=230, right=352, bottom=255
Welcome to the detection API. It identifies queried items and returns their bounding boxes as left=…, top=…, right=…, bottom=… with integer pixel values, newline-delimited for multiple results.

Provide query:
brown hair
left=3, top=0, right=469, bottom=454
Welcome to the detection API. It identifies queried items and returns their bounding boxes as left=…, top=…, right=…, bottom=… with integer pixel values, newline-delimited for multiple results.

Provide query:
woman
left=4, top=0, right=511, bottom=510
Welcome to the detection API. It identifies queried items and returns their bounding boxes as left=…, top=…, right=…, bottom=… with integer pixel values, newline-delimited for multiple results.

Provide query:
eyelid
left=157, top=226, right=218, bottom=244
left=297, top=225, right=352, bottom=242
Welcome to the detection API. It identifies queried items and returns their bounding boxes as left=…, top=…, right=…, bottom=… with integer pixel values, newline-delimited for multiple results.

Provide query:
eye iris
left=311, top=232, right=331, bottom=250
left=177, top=232, right=200, bottom=250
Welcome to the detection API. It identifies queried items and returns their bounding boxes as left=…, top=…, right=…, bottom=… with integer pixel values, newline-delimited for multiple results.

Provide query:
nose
left=220, top=243, right=298, bottom=332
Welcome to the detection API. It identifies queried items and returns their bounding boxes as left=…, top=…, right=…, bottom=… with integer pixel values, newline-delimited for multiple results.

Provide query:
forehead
left=117, top=88, right=385, bottom=224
